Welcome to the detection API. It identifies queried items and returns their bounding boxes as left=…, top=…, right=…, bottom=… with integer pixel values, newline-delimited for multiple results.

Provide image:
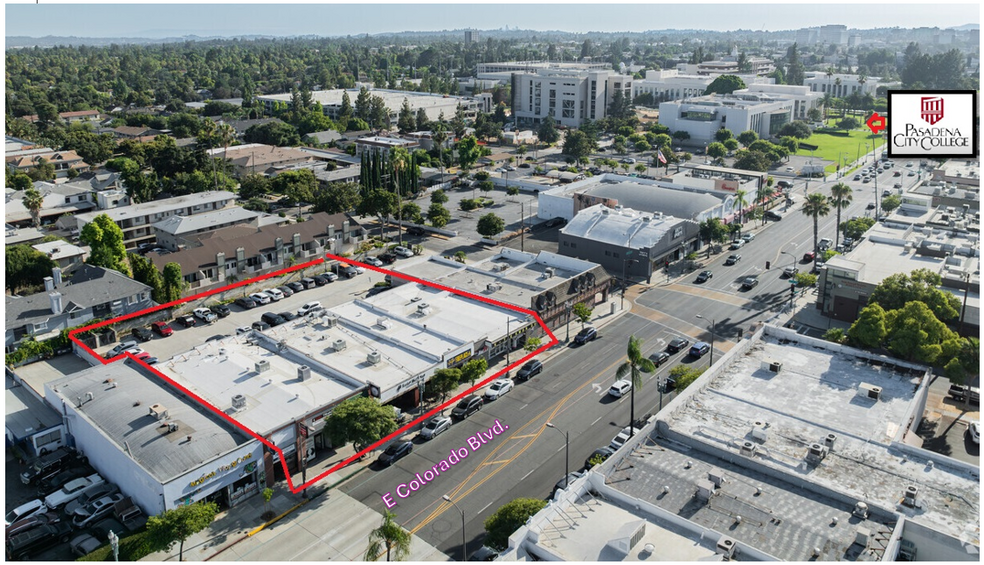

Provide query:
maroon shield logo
left=921, top=96, right=944, bottom=125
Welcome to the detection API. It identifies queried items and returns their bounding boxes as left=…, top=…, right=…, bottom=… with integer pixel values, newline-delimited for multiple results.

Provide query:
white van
left=297, top=302, right=323, bottom=316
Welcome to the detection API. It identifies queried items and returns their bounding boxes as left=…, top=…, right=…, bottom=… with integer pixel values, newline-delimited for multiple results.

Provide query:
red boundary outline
left=68, top=252, right=557, bottom=492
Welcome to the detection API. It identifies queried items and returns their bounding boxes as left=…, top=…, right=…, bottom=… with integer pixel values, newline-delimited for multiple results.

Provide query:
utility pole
left=520, top=201, right=525, bottom=252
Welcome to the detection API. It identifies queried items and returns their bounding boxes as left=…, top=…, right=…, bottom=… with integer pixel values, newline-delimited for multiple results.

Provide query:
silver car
left=420, top=416, right=452, bottom=440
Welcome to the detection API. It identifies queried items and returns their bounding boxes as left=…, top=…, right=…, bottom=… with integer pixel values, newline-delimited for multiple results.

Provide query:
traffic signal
left=766, top=261, right=771, bottom=269
left=790, top=282, right=796, bottom=299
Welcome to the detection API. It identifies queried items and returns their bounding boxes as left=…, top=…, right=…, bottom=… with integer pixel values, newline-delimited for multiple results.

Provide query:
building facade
left=658, top=93, right=796, bottom=146
left=511, top=69, right=633, bottom=128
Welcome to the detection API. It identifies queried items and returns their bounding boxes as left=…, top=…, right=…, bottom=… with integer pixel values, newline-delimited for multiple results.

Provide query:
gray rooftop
left=47, top=361, right=252, bottom=483
left=580, top=181, right=724, bottom=219
left=561, top=204, right=695, bottom=248
left=152, top=206, right=259, bottom=236
left=75, top=191, right=237, bottom=224
left=5, top=264, right=152, bottom=331
left=6, top=376, right=62, bottom=440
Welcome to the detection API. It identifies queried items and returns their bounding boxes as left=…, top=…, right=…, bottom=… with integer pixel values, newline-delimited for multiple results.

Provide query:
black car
left=261, top=312, right=286, bottom=326
left=287, top=281, right=306, bottom=293
left=7, top=522, right=73, bottom=560
left=235, top=297, right=258, bottom=309
left=661, top=377, right=677, bottom=393
left=278, top=312, right=297, bottom=321
left=724, top=254, right=741, bottom=265
left=573, top=326, right=598, bottom=345
left=651, top=351, right=670, bottom=367
left=210, top=304, right=231, bottom=318
left=313, top=274, right=331, bottom=286
left=866, top=202, right=876, bottom=210
left=406, top=226, right=426, bottom=236
left=36, top=465, right=96, bottom=497
left=20, top=447, right=84, bottom=486
left=584, top=446, right=615, bottom=469
left=379, top=252, right=398, bottom=264
left=451, top=395, right=484, bottom=419
left=516, top=360, right=543, bottom=380
left=695, top=270, right=712, bottom=283
left=377, top=441, right=413, bottom=467
left=666, top=337, right=690, bottom=353
left=277, top=285, right=294, bottom=297
left=764, top=211, right=783, bottom=221
left=130, top=327, right=153, bottom=342
left=177, top=315, right=196, bottom=328
left=544, top=217, right=566, bottom=228
left=469, top=546, right=499, bottom=561
left=251, top=321, right=271, bottom=331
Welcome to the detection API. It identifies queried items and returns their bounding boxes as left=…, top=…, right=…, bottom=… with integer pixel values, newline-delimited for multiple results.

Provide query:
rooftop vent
left=853, top=501, right=869, bottom=519
left=486, top=283, right=501, bottom=293
left=739, top=441, right=757, bottom=457
left=297, top=365, right=311, bottom=381
left=855, top=528, right=871, bottom=549
left=544, top=267, right=555, bottom=278
left=166, top=422, right=179, bottom=433
left=858, top=382, right=881, bottom=401
left=367, top=351, right=381, bottom=365
left=332, top=339, right=347, bottom=352
left=716, top=536, right=737, bottom=558
left=255, top=360, right=271, bottom=374
left=149, top=404, right=169, bottom=420
left=760, top=360, right=782, bottom=373
left=750, top=421, right=768, bottom=442
left=902, top=485, right=919, bottom=508
left=376, top=317, right=392, bottom=329
left=416, top=302, right=431, bottom=315
left=232, top=394, right=247, bottom=411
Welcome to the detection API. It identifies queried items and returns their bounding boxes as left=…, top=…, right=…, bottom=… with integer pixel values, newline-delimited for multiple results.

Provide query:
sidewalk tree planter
left=261, top=488, right=275, bottom=521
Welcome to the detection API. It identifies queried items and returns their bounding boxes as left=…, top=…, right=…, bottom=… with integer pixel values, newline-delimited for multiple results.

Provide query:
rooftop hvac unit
left=166, top=422, right=179, bottom=433
left=545, top=267, right=555, bottom=278
left=232, top=394, right=247, bottom=411
left=858, top=382, right=882, bottom=400
left=708, top=472, right=725, bottom=487
left=255, top=360, right=271, bottom=374
left=297, top=365, right=311, bottom=381
left=149, top=404, right=169, bottom=421
left=376, top=318, right=392, bottom=329
left=367, top=351, right=381, bottom=365
left=416, top=303, right=431, bottom=315
left=825, top=433, right=837, bottom=450
left=332, top=339, right=347, bottom=352
left=760, top=360, right=782, bottom=373
left=695, top=479, right=716, bottom=502
left=750, top=422, right=768, bottom=442
left=486, top=283, right=501, bottom=293
left=739, top=441, right=757, bottom=457
left=854, top=528, right=871, bottom=549
left=902, top=485, right=918, bottom=508
left=806, top=443, right=829, bottom=465
left=853, top=501, right=869, bottom=519
left=323, top=315, right=338, bottom=328
left=716, top=536, right=737, bottom=558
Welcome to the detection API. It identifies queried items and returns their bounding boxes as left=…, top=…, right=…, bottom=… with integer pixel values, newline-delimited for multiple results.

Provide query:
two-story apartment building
left=5, top=181, right=96, bottom=227
left=6, top=150, right=91, bottom=180
left=73, top=191, right=237, bottom=250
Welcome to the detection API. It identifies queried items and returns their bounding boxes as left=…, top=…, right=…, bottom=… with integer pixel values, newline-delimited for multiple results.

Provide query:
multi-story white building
left=804, top=72, right=881, bottom=98
left=511, top=68, right=632, bottom=128
left=658, top=93, right=796, bottom=146
left=631, top=69, right=770, bottom=105
left=733, top=83, right=823, bottom=121
left=256, top=89, right=485, bottom=127
left=675, top=57, right=775, bottom=77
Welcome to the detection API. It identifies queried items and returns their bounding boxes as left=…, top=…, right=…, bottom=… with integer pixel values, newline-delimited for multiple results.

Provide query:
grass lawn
left=796, top=128, right=884, bottom=173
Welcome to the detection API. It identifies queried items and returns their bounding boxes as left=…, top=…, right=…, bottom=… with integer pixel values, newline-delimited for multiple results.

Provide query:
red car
left=151, top=321, right=173, bottom=337
left=802, top=251, right=816, bottom=262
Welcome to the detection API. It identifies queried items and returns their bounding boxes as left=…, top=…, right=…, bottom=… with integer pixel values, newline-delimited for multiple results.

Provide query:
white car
left=5, top=499, right=45, bottom=527
left=484, top=379, right=514, bottom=401
left=420, top=416, right=452, bottom=440
left=729, top=240, right=744, bottom=250
left=969, top=421, right=980, bottom=444
left=263, top=288, right=284, bottom=301
left=107, top=340, right=140, bottom=357
left=249, top=292, right=272, bottom=305
left=297, top=301, right=323, bottom=317
left=44, top=474, right=104, bottom=509
left=609, top=426, right=642, bottom=451
left=741, top=233, right=755, bottom=242
left=193, top=307, right=217, bottom=323
left=364, top=257, right=384, bottom=267
left=393, top=246, right=414, bottom=258
left=608, top=379, right=632, bottom=398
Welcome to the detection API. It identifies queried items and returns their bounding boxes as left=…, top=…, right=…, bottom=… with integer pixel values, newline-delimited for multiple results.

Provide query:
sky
left=4, top=2, right=980, bottom=38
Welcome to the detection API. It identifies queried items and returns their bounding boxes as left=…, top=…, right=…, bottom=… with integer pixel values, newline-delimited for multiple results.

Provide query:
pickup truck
left=948, top=384, right=980, bottom=406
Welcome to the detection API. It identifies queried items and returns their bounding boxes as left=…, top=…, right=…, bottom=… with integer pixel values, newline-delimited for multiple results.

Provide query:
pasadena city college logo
left=887, top=90, right=978, bottom=158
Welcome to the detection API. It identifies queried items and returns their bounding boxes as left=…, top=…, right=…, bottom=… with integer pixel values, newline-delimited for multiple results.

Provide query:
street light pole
left=565, top=301, right=572, bottom=343
left=696, top=314, right=716, bottom=367
left=545, top=423, right=570, bottom=489
left=621, top=253, right=636, bottom=309
left=442, top=495, right=467, bottom=562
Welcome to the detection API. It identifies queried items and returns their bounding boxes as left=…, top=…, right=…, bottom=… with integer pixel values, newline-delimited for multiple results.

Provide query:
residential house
left=5, top=265, right=154, bottom=351
left=31, top=241, right=90, bottom=272
left=109, top=126, right=169, bottom=139
left=152, top=207, right=263, bottom=251
left=302, top=130, right=343, bottom=146
left=20, top=109, right=102, bottom=125
left=5, top=181, right=96, bottom=227
left=6, top=150, right=91, bottom=180
left=207, top=144, right=315, bottom=177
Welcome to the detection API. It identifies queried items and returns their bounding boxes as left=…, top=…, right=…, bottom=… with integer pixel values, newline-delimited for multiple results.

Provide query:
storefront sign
left=446, top=349, right=472, bottom=368
left=188, top=453, right=254, bottom=488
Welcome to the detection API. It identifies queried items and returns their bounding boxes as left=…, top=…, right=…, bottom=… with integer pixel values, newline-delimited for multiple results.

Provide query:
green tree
left=733, top=149, right=772, bottom=172
left=244, top=121, right=301, bottom=146
left=881, top=194, right=901, bottom=213
left=162, top=262, right=184, bottom=303
left=734, top=188, right=749, bottom=223
left=823, top=328, right=846, bottom=344
left=325, top=396, right=398, bottom=452
left=777, top=121, right=812, bottom=139
left=338, top=91, right=354, bottom=130
left=537, top=116, right=560, bottom=144
left=460, top=357, right=488, bottom=387
left=355, top=87, right=372, bottom=121
left=397, top=98, right=416, bottom=133
left=26, top=158, right=56, bottom=182
left=484, top=498, right=548, bottom=552
left=800, top=192, right=830, bottom=257
left=429, top=189, right=448, bottom=205
left=312, top=181, right=362, bottom=214
left=80, top=214, right=130, bottom=277
left=847, top=303, right=888, bottom=349
left=668, top=364, right=706, bottom=391
left=358, top=189, right=399, bottom=238
left=271, top=169, right=318, bottom=206
left=868, top=269, right=960, bottom=322
left=714, top=128, right=734, bottom=142
left=615, top=336, right=656, bottom=434
left=399, top=202, right=423, bottom=224
left=128, top=252, right=166, bottom=303
left=607, top=89, right=633, bottom=121
left=456, top=135, right=481, bottom=171
left=839, top=217, right=875, bottom=240
left=5, top=245, right=57, bottom=293
left=369, top=96, right=389, bottom=129
left=836, top=117, right=860, bottom=130
left=706, top=142, right=727, bottom=159
left=829, top=183, right=853, bottom=247
left=21, top=187, right=44, bottom=228
left=736, top=130, right=759, bottom=147
left=723, top=138, right=739, bottom=152
left=427, top=202, right=451, bottom=228
left=562, top=130, right=597, bottom=162
left=146, top=502, right=219, bottom=562
left=885, top=301, right=957, bottom=363
left=572, top=302, right=593, bottom=327
left=477, top=213, right=506, bottom=239
left=698, top=218, right=730, bottom=255
left=430, top=368, right=462, bottom=402
left=365, top=510, right=412, bottom=562
left=703, top=74, right=746, bottom=95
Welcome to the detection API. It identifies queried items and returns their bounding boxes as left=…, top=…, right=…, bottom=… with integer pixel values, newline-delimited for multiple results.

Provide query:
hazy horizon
left=5, top=3, right=980, bottom=39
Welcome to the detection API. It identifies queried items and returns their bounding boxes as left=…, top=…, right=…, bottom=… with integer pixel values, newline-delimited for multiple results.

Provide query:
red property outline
left=68, top=252, right=557, bottom=493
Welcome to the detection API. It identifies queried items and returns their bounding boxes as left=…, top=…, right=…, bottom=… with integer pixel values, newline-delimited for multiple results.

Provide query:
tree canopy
left=80, top=214, right=130, bottom=277
left=324, top=396, right=398, bottom=452
left=484, top=498, right=548, bottom=551
left=703, top=74, right=746, bottom=95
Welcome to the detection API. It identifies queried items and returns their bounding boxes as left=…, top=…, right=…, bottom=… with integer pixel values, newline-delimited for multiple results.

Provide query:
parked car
left=377, top=441, right=413, bottom=467
left=783, top=266, right=798, bottom=278
left=235, top=296, right=258, bottom=309
left=20, top=447, right=84, bottom=486
left=193, top=307, right=217, bottom=323
left=44, top=474, right=104, bottom=510
left=553, top=471, right=584, bottom=493
left=64, top=484, right=119, bottom=517
left=420, top=416, right=452, bottom=440
left=394, top=246, right=414, bottom=258
left=609, top=426, right=642, bottom=451
left=818, top=238, right=832, bottom=250
left=7, top=522, right=73, bottom=559
left=297, top=302, right=324, bottom=317
left=544, top=217, right=566, bottom=228
left=287, top=281, right=306, bottom=293
left=483, top=379, right=514, bottom=401
left=516, top=360, right=543, bottom=380
left=802, top=251, right=816, bottom=262
left=133, top=352, right=158, bottom=365
left=300, top=277, right=318, bottom=289
left=278, top=312, right=297, bottom=321
left=608, top=379, right=632, bottom=398
left=251, top=321, right=271, bottom=331
left=5, top=500, right=46, bottom=528
left=725, top=254, right=741, bottom=265
left=469, top=546, right=500, bottom=561
left=130, top=327, right=152, bottom=342
left=236, top=326, right=252, bottom=335
left=263, top=288, right=284, bottom=302
left=250, top=292, right=272, bottom=305
left=729, top=240, right=744, bottom=250
left=584, top=446, right=615, bottom=469
left=688, top=342, right=711, bottom=359
left=151, top=321, right=173, bottom=337
left=666, top=337, right=690, bottom=353
left=36, top=466, right=95, bottom=497
left=651, top=351, right=670, bottom=367
left=741, top=233, right=755, bottom=242
left=573, top=326, right=598, bottom=345
left=741, top=276, right=759, bottom=290
left=261, top=312, right=286, bottom=327
left=695, top=270, right=712, bottom=283
left=177, top=315, right=196, bottom=328
left=451, top=395, right=484, bottom=419
left=106, top=340, right=140, bottom=358
left=364, top=257, right=384, bottom=267
left=969, top=421, right=980, bottom=444
left=5, top=512, right=60, bottom=541
left=764, top=211, right=783, bottom=221
left=69, top=533, right=104, bottom=558
left=379, top=252, right=398, bottom=264
left=335, top=264, right=359, bottom=278
left=72, top=493, right=125, bottom=528
left=276, top=285, right=294, bottom=298
left=406, top=226, right=426, bottom=236
left=210, top=304, right=231, bottom=318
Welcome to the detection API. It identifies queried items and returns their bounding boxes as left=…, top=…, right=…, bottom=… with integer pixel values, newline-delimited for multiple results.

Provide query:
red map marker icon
left=866, top=112, right=886, bottom=134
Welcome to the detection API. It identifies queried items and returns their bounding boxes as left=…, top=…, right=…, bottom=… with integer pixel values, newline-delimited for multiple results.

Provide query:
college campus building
left=803, top=72, right=883, bottom=98
left=631, top=69, right=770, bottom=105
left=256, top=89, right=488, bottom=126
left=658, top=93, right=797, bottom=146
left=504, top=324, right=979, bottom=561
left=510, top=68, right=633, bottom=128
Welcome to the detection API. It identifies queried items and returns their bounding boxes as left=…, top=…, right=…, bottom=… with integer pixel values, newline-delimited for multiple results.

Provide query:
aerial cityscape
left=4, top=4, right=980, bottom=562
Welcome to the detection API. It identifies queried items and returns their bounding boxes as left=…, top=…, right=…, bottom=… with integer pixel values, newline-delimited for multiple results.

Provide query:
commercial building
left=510, top=68, right=633, bottom=128
left=256, top=89, right=485, bottom=126
left=5, top=265, right=155, bottom=351
left=559, top=204, right=700, bottom=279
left=658, top=93, right=796, bottom=146
left=74, top=191, right=237, bottom=250
left=931, top=159, right=980, bottom=189
left=6, top=374, right=66, bottom=457
left=675, top=55, right=775, bottom=77
left=354, top=136, right=419, bottom=158
left=631, top=69, right=769, bottom=105
left=818, top=222, right=979, bottom=333
left=732, top=83, right=823, bottom=121
left=44, top=360, right=264, bottom=515
left=389, top=249, right=611, bottom=335
left=505, top=324, right=979, bottom=561
left=803, top=72, right=881, bottom=98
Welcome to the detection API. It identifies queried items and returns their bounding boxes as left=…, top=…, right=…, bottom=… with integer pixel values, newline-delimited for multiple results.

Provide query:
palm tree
left=615, top=336, right=656, bottom=439
left=734, top=188, right=748, bottom=224
left=829, top=183, right=853, bottom=247
left=365, top=510, right=412, bottom=561
left=824, top=67, right=835, bottom=119
left=21, top=187, right=44, bottom=228
left=801, top=193, right=831, bottom=258
left=834, top=78, right=842, bottom=111
left=756, top=183, right=775, bottom=225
